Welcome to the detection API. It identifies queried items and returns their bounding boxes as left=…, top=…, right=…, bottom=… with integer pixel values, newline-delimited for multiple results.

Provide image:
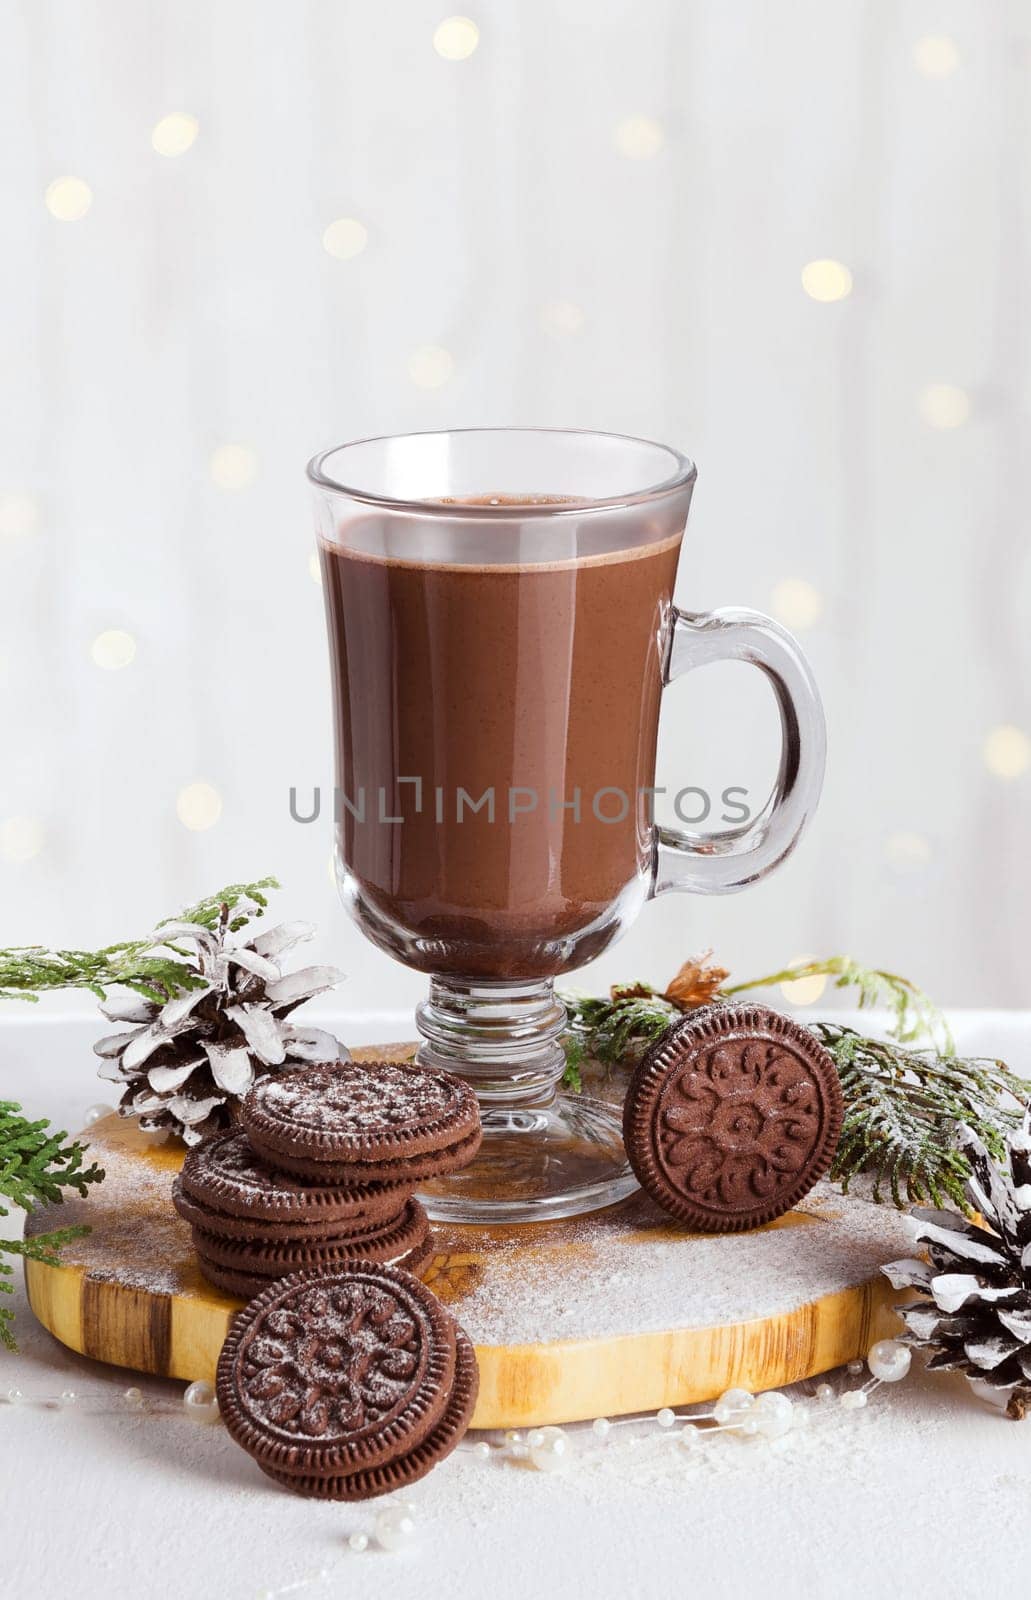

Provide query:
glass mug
left=309, top=428, right=825, bottom=1224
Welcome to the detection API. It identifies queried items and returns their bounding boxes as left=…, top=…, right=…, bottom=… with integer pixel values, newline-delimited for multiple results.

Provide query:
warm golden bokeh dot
left=0, top=492, right=39, bottom=541
left=322, top=218, right=368, bottom=260
left=613, top=116, right=664, bottom=159
left=0, top=816, right=45, bottom=863
left=801, top=259, right=853, bottom=303
left=45, top=176, right=93, bottom=221
left=540, top=300, right=586, bottom=337
left=176, top=782, right=223, bottom=831
left=770, top=579, right=824, bottom=630
left=152, top=113, right=199, bottom=157
left=209, top=444, right=258, bottom=490
left=884, top=831, right=932, bottom=871
left=779, top=958, right=828, bottom=1007
left=918, top=384, right=970, bottom=430
left=90, top=630, right=137, bottom=671
left=408, top=346, right=455, bottom=389
left=983, top=725, right=1031, bottom=780
left=914, top=35, right=960, bottom=77
left=433, top=16, right=479, bottom=59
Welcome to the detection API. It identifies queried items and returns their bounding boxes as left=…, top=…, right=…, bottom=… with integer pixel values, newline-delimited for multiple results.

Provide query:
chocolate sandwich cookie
left=241, top=1061, right=482, bottom=1184
left=193, top=1197, right=429, bottom=1277
left=260, top=1330, right=479, bottom=1500
left=178, top=1127, right=407, bottom=1227
left=623, top=1003, right=843, bottom=1232
left=171, top=1174, right=409, bottom=1244
left=197, top=1233, right=434, bottom=1301
left=216, top=1265, right=473, bottom=1496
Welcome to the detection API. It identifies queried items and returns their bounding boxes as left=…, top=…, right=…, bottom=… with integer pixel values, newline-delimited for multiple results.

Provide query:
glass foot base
left=418, top=1094, right=639, bottom=1225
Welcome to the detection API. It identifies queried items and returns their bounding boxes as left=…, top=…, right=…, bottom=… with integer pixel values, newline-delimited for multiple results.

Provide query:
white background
left=2, top=0, right=1029, bottom=1024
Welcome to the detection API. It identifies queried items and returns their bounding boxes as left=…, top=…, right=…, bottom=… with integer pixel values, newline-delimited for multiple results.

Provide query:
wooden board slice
left=25, top=1047, right=912, bottom=1427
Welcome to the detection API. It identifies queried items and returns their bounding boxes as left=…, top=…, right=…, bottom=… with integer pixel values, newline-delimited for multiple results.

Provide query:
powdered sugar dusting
left=428, top=1183, right=915, bottom=1345
left=251, top=1062, right=463, bottom=1135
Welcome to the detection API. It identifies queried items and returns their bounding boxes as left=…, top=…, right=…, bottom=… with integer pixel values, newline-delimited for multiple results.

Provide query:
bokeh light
left=0, top=816, right=45, bottom=863
left=408, top=346, right=454, bottom=389
left=210, top=444, right=258, bottom=490
left=322, top=218, right=368, bottom=260
left=152, top=113, right=199, bottom=157
left=90, top=630, right=137, bottom=671
left=45, top=176, right=93, bottom=221
left=770, top=578, right=824, bottom=630
left=613, top=116, right=664, bottom=159
left=801, top=259, right=853, bottom=302
left=433, top=16, right=479, bottom=59
left=918, top=384, right=970, bottom=429
left=983, top=725, right=1031, bottom=779
left=176, top=782, right=223, bottom=831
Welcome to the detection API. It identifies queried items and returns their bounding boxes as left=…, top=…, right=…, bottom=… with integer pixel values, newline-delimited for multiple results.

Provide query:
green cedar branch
left=0, top=876, right=280, bottom=1003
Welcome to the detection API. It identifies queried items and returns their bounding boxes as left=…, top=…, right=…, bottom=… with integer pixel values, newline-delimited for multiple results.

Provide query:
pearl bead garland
left=83, top=1102, right=114, bottom=1127
left=182, top=1379, right=219, bottom=1422
left=713, top=1387, right=753, bottom=1424
left=867, top=1339, right=912, bottom=1383
left=527, top=1425, right=573, bottom=1473
left=374, top=1504, right=417, bottom=1551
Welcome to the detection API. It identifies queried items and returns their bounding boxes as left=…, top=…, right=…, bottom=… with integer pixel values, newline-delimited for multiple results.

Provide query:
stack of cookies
left=217, top=1263, right=479, bottom=1499
left=172, top=1059, right=481, bottom=1297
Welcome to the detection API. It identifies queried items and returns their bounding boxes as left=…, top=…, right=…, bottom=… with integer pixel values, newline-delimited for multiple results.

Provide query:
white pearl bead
left=123, top=1386, right=144, bottom=1406
left=679, top=1423, right=702, bottom=1453
left=528, top=1425, right=572, bottom=1473
left=5, top=1388, right=22, bottom=1404
left=375, top=1505, right=417, bottom=1552
left=656, top=1407, right=676, bottom=1428
left=847, top=1359, right=864, bottom=1375
left=83, top=1102, right=114, bottom=1127
left=840, top=1388, right=868, bottom=1410
left=815, top=1382, right=835, bottom=1402
left=183, top=1379, right=219, bottom=1421
left=751, top=1391, right=794, bottom=1439
left=713, top=1387, right=753, bottom=1424
left=348, top=1531, right=369, bottom=1553
left=503, top=1429, right=523, bottom=1445
left=591, top=1417, right=611, bottom=1437
left=59, top=1389, right=77, bottom=1406
left=867, top=1339, right=912, bottom=1383
left=738, top=1416, right=760, bottom=1436
left=470, top=1440, right=491, bottom=1460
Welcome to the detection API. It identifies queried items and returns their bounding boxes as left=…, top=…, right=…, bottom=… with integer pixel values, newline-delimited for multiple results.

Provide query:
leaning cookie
left=215, top=1265, right=476, bottom=1497
left=241, top=1061, right=482, bottom=1183
left=623, top=1003, right=843, bottom=1232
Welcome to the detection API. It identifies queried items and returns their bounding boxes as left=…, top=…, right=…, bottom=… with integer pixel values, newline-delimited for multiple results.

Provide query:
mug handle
left=651, top=607, right=826, bottom=896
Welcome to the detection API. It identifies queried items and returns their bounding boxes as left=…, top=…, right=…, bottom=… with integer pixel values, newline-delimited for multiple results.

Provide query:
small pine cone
left=882, top=1115, right=1031, bottom=1415
left=93, top=910, right=348, bottom=1144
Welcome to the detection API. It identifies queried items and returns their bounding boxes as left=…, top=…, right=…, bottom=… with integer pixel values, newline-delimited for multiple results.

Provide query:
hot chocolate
left=320, top=498, right=684, bottom=979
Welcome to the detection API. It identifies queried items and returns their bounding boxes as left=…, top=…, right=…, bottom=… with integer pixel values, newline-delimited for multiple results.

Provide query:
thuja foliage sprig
left=0, top=1103, right=105, bottom=1350
left=0, top=877, right=280, bottom=1004
left=724, top=956, right=954, bottom=1055
left=816, top=1024, right=1025, bottom=1208
left=559, top=953, right=1020, bottom=1212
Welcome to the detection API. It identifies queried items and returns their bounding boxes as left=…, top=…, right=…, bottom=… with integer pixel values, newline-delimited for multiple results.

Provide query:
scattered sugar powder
left=436, top=1184, right=915, bottom=1346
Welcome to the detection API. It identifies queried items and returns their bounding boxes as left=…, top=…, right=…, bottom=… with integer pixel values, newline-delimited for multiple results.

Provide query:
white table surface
left=3, top=1008, right=1031, bottom=1600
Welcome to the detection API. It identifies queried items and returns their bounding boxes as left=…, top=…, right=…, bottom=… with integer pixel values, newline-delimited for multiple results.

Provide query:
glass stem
left=415, top=976, right=568, bottom=1109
